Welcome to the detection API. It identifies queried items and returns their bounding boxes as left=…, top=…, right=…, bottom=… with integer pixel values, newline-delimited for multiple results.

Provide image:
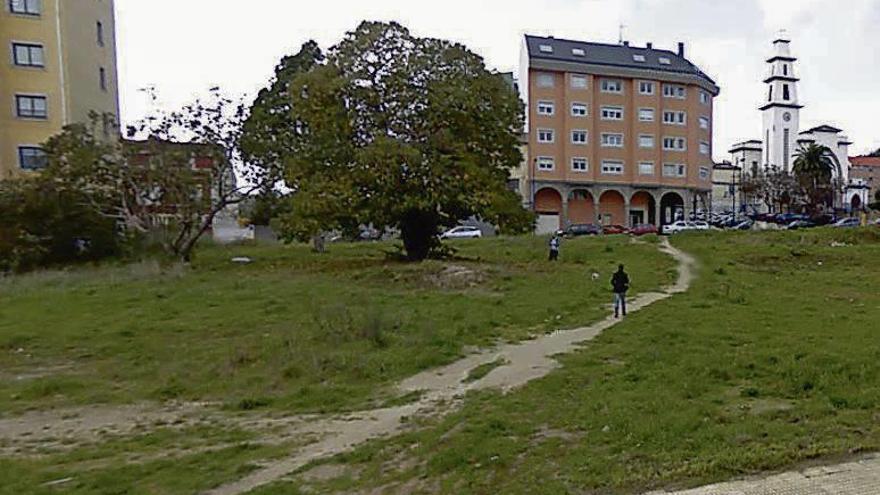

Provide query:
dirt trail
left=205, top=238, right=696, bottom=495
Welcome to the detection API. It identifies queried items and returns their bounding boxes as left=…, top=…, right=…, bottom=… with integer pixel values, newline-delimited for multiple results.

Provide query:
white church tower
left=760, top=35, right=802, bottom=172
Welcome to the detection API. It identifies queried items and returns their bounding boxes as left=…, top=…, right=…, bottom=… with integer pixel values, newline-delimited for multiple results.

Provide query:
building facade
left=1, top=0, right=120, bottom=177
left=711, top=160, right=741, bottom=214
left=520, top=35, right=719, bottom=233
left=849, top=155, right=880, bottom=209
left=728, top=35, right=862, bottom=212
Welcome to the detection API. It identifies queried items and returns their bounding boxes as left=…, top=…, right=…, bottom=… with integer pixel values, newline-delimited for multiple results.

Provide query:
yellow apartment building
left=520, top=35, right=720, bottom=232
left=1, top=0, right=119, bottom=177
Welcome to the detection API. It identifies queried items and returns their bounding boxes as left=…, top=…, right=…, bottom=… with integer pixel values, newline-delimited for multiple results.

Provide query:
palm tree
left=793, top=144, right=835, bottom=213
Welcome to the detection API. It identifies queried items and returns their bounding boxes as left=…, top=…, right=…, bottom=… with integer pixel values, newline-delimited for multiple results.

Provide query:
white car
left=692, top=221, right=711, bottom=231
left=662, top=221, right=693, bottom=235
left=439, top=226, right=483, bottom=239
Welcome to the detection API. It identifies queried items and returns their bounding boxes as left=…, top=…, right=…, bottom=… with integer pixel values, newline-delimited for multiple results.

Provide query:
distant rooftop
left=524, top=35, right=717, bottom=88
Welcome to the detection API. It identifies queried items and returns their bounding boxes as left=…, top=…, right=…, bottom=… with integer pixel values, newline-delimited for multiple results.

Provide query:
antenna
left=618, top=24, right=627, bottom=45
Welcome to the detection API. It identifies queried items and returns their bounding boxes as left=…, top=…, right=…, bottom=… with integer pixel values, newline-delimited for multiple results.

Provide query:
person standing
left=549, top=234, right=561, bottom=261
left=611, top=264, right=630, bottom=318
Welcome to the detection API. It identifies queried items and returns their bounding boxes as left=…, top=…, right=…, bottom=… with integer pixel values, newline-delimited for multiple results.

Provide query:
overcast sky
left=115, top=0, right=880, bottom=158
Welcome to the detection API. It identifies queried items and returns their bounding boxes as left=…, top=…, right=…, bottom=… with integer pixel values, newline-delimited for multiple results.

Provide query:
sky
left=115, top=0, right=880, bottom=159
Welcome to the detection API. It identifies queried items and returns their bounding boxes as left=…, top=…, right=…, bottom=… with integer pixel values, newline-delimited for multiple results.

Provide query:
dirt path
left=205, top=238, right=696, bottom=495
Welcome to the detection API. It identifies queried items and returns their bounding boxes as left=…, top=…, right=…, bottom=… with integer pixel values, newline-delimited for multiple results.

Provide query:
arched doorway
left=631, top=191, right=657, bottom=226
left=568, top=189, right=596, bottom=225
left=598, top=190, right=626, bottom=226
left=534, top=188, right=563, bottom=233
left=660, top=192, right=685, bottom=226
left=852, top=194, right=863, bottom=212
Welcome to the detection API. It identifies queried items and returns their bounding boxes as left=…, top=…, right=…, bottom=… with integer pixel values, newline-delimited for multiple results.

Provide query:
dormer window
left=572, top=48, right=585, bottom=56
left=539, top=44, right=553, bottom=54
left=659, top=57, right=671, bottom=65
left=633, top=54, right=646, bottom=62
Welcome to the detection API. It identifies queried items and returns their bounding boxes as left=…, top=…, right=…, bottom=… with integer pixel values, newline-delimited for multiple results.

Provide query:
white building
left=725, top=35, right=868, bottom=213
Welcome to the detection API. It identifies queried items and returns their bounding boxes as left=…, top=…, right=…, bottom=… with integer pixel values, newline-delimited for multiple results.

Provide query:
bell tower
left=760, top=33, right=802, bottom=172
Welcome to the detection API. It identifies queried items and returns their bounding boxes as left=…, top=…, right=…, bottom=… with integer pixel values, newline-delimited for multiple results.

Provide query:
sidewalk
left=647, top=455, right=880, bottom=495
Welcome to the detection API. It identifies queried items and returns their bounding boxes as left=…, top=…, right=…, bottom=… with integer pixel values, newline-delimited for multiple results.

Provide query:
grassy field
left=254, top=228, right=880, bottom=494
left=0, top=235, right=672, bottom=417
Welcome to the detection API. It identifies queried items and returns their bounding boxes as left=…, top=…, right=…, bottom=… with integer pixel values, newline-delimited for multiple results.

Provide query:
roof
left=801, top=125, right=844, bottom=134
left=851, top=156, right=880, bottom=168
left=524, top=35, right=717, bottom=86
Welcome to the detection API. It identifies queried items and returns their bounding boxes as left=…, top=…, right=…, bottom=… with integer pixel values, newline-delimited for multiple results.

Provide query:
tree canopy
left=793, top=143, right=835, bottom=213
left=275, top=21, right=532, bottom=260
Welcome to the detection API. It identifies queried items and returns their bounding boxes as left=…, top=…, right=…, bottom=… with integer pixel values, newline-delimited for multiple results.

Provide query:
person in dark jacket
left=548, top=234, right=561, bottom=261
left=611, top=264, right=630, bottom=318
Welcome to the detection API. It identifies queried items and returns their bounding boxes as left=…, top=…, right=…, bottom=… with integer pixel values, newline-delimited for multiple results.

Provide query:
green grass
left=0, top=425, right=292, bottom=495
left=0, top=235, right=672, bottom=416
left=257, top=228, right=880, bottom=494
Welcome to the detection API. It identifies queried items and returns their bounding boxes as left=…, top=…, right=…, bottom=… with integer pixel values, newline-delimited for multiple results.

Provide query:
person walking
left=611, top=264, right=630, bottom=318
left=548, top=234, right=561, bottom=261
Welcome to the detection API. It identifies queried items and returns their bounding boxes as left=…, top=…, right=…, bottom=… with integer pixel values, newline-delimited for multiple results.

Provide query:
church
left=726, top=35, right=870, bottom=213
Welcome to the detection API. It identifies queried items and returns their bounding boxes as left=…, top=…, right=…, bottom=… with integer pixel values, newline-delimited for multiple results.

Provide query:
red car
left=603, top=224, right=630, bottom=235
left=630, top=224, right=659, bottom=236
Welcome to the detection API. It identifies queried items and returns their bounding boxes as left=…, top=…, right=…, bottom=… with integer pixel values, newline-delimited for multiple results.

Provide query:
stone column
left=561, top=196, right=570, bottom=228
left=624, top=202, right=632, bottom=228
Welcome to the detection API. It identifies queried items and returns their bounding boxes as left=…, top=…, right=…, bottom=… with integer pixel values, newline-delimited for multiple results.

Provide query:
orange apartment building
left=520, top=35, right=720, bottom=231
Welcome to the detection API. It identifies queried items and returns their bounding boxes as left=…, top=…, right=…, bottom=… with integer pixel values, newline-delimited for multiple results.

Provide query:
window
left=571, top=157, right=588, bottom=172
left=638, top=108, right=655, bottom=122
left=662, top=136, right=687, bottom=151
left=571, top=102, right=588, bottom=117
left=663, top=111, right=686, bottom=125
left=601, top=160, right=624, bottom=175
left=537, top=129, right=555, bottom=143
left=639, top=134, right=654, bottom=149
left=571, top=130, right=588, bottom=145
left=97, top=21, right=105, bottom=47
left=15, top=94, right=47, bottom=119
left=601, top=133, right=624, bottom=148
left=663, top=84, right=686, bottom=99
left=537, top=156, right=554, bottom=171
left=18, top=146, right=47, bottom=170
left=700, top=141, right=710, bottom=155
left=572, top=48, right=585, bottom=57
left=9, top=0, right=40, bottom=15
left=537, top=101, right=555, bottom=116
left=639, top=81, right=655, bottom=95
left=570, top=74, right=588, bottom=89
left=699, top=116, right=710, bottom=130
left=536, top=73, right=554, bottom=88
left=783, top=64, right=788, bottom=76
left=699, top=166, right=711, bottom=180
left=768, top=86, right=773, bottom=101
left=659, top=57, right=671, bottom=65
left=663, top=163, right=686, bottom=177
left=633, top=54, right=646, bottom=62
left=639, top=162, right=655, bottom=175
left=783, top=129, right=790, bottom=169
left=12, top=42, right=44, bottom=67
left=601, top=106, right=623, bottom=120
left=99, top=67, right=107, bottom=91
left=601, top=79, right=623, bottom=93
left=783, top=84, right=790, bottom=101
left=700, top=91, right=710, bottom=105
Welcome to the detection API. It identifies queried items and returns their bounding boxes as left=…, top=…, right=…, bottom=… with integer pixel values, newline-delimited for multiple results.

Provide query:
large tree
left=868, top=148, right=880, bottom=158
left=793, top=143, right=835, bottom=213
left=241, top=41, right=324, bottom=226
left=277, top=21, right=532, bottom=260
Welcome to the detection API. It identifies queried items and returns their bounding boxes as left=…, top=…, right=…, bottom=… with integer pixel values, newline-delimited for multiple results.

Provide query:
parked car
left=832, top=217, right=860, bottom=228
left=560, top=224, right=603, bottom=238
left=603, top=224, right=630, bottom=235
left=661, top=221, right=693, bottom=235
left=692, top=221, right=711, bottom=231
left=786, top=220, right=817, bottom=230
left=439, top=226, right=482, bottom=239
left=630, top=224, right=659, bottom=236
left=733, top=220, right=754, bottom=231
left=811, top=214, right=837, bottom=226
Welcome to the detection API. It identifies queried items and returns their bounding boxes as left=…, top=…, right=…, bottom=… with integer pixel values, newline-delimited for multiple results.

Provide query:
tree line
left=0, top=21, right=533, bottom=273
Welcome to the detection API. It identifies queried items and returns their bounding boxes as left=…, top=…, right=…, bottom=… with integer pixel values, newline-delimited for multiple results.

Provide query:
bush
left=0, top=177, right=124, bottom=273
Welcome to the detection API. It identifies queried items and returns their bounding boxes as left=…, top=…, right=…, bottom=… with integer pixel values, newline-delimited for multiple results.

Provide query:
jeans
left=614, top=292, right=627, bottom=316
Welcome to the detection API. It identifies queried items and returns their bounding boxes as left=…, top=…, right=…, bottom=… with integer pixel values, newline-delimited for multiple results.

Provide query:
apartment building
left=1, top=0, right=120, bottom=177
left=520, top=35, right=720, bottom=231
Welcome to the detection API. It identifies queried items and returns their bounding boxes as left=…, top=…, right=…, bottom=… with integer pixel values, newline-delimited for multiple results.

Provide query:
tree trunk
left=400, top=209, right=439, bottom=262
